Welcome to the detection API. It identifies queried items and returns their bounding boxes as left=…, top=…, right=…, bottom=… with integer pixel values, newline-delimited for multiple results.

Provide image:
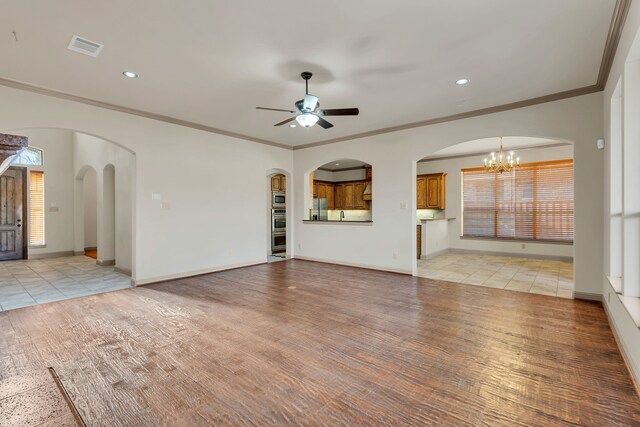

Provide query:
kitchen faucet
left=340, top=210, right=345, bottom=221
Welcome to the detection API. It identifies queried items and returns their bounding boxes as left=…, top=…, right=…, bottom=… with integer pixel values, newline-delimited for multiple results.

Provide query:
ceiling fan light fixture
left=296, top=113, right=319, bottom=127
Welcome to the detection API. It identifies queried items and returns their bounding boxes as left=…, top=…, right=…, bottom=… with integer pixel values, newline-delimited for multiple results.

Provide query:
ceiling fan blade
left=274, top=117, right=296, bottom=127
left=256, top=107, right=296, bottom=113
left=302, top=94, right=319, bottom=111
left=320, top=108, right=359, bottom=116
left=316, top=117, right=334, bottom=129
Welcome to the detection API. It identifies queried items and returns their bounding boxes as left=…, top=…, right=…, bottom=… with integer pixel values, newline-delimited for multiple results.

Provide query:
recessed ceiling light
left=122, top=71, right=138, bottom=78
left=455, top=78, right=470, bottom=86
left=289, top=124, right=296, bottom=128
left=335, top=163, right=340, bottom=166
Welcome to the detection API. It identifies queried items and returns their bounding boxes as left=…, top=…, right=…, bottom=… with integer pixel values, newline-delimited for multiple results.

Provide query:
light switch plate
left=152, top=192, right=162, bottom=201
left=160, top=202, right=170, bottom=210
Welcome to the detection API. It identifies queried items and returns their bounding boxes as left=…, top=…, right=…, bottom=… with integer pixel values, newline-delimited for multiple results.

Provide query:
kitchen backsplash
left=327, top=210, right=372, bottom=221
left=416, top=209, right=445, bottom=220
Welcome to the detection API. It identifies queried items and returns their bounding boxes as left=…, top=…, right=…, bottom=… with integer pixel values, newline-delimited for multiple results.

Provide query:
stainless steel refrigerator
left=312, top=198, right=328, bottom=221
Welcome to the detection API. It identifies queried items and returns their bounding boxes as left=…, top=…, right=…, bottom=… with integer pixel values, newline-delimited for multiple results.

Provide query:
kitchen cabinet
left=315, top=180, right=370, bottom=210
left=417, top=225, right=422, bottom=259
left=334, top=184, right=344, bottom=209
left=416, top=177, right=427, bottom=209
left=417, top=172, right=446, bottom=210
left=272, top=174, right=286, bottom=192
left=354, top=182, right=367, bottom=209
left=343, top=183, right=355, bottom=209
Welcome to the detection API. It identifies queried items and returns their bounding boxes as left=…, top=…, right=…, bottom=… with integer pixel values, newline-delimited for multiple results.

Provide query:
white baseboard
left=133, top=259, right=266, bottom=286
left=574, top=291, right=602, bottom=301
left=293, top=255, right=412, bottom=275
left=446, top=248, right=573, bottom=262
left=28, top=250, right=75, bottom=260
left=114, top=266, right=132, bottom=276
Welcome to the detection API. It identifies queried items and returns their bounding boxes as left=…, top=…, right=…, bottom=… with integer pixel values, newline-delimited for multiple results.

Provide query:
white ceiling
left=319, top=159, right=368, bottom=171
left=421, top=136, right=570, bottom=160
left=0, top=0, right=615, bottom=147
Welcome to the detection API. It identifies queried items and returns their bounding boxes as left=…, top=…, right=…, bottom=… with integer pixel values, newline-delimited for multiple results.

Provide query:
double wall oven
left=271, top=206, right=286, bottom=253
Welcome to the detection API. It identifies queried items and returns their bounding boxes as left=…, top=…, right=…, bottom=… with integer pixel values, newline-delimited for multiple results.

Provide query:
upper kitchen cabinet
left=311, top=159, right=372, bottom=213
left=271, top=174, right=286, bottom=192
left=417, top=172, right=446, bottom=210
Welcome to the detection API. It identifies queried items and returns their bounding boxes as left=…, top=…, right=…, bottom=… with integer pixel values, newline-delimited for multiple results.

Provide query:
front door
left=0, top=167, right=26, bottom=260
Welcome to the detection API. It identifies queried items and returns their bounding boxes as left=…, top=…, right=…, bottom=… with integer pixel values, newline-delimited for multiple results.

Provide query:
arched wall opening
left=266, top=168, right=291, bottom=258
left=305, top=159, right=373, bottom=222
left=411, top=135, right=575, bottom=297
left=3, top=127, right=135, bottom=276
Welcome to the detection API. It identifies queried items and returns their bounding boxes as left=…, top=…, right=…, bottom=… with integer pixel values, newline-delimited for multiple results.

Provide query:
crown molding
left=598, top=0, right=632, bottom=89
left=417, top=142, right=571, bottom=163
left=0, top=77, right=292, bottom=151
left=292, top=85, right=601, bottom=150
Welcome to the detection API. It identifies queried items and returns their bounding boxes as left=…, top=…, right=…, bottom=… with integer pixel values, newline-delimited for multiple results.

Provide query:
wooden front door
left=0, top=167, right=26, bottom=260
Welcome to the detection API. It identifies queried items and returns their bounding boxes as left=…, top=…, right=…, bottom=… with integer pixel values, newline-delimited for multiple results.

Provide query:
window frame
left=461, top=159, right=574, bottom=244
left=12, top=146, right=44, bottom=167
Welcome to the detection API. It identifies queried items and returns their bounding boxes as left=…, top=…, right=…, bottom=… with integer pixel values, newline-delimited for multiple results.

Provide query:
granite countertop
left=419, top=217, right=456, bottom=222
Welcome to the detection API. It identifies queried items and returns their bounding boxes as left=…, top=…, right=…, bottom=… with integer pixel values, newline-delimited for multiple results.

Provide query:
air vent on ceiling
left=67, top=35, right=103, bottom=57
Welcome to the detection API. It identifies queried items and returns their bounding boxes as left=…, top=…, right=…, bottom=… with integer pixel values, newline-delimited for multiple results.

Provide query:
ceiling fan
left=256, top=71, right=359, bottom=129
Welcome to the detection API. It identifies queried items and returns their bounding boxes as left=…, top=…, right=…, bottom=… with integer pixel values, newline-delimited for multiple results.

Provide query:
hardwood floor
left=0, top=259, right=639, bottom=426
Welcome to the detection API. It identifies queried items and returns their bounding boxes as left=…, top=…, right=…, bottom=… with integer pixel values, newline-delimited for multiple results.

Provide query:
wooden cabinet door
left=318, top=183, right=327, bottom=200
left=313, top=182, right=318, bottom=198
left=425, top=174, right=446, bottom=209
left=343, top=183, right=355, bottom=209
left=416, top=177, right=427, bottom=209
left=280, top=175, right=286, bottom=192
left=354, top=182, right=366, bottom=209
left=327, top=184, right=334, bottom=209
left=426, top=176, right=440, bottom=208
left=334, top=184, right=344, bottom=209
left=272, top=176, right=281, bottom=192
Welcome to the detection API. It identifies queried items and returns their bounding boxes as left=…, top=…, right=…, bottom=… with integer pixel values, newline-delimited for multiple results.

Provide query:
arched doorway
left=413, top=136, right=575, bottom=299
left=267, top=169, right=290, bottom=261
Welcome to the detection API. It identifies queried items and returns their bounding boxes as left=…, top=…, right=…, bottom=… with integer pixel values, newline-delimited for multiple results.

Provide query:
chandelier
left=484, top=137, right=520, bottom=174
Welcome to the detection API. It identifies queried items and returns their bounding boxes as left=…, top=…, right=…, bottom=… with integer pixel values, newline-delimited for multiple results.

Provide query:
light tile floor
left=0, top=256, right=131, bottom=311
left=418, top=251, right=574, bottom=298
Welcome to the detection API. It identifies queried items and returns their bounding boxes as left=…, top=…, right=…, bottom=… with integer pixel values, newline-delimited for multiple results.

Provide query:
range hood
left=363, top=181, right=372, bottom=201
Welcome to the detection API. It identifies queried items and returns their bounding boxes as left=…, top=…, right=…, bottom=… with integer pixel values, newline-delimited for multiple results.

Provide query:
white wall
left=0, top=85, right=293, bottom=284
left=294, top=93, right=603, bottom=294
left=83, top=168, right=97, bottom=248
left=13, top=129, right=75, bottom=257
left=602, top=0, right=640, bottom=388
left=417, top=144, right=574, bottom=258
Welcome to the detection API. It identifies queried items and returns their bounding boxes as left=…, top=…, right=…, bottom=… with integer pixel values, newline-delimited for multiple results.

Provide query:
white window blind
left=29, top=171, right=45, bottom=246
left=462, top=159, right=574, bottom=243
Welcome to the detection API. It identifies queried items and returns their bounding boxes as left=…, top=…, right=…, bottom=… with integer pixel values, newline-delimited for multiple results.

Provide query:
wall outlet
left=400, top=202, right=407, bottom=210
left=298, top=243, right=301, bottom=249
left=521, top=243, right=526, bottom=249
left=393, top=252, right=398, bottom=259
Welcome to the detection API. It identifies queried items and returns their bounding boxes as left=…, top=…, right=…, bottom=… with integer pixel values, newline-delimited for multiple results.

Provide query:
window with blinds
left=462, top=159, right=574, bottom=243
left=29, top=171, right=45, bottom=246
